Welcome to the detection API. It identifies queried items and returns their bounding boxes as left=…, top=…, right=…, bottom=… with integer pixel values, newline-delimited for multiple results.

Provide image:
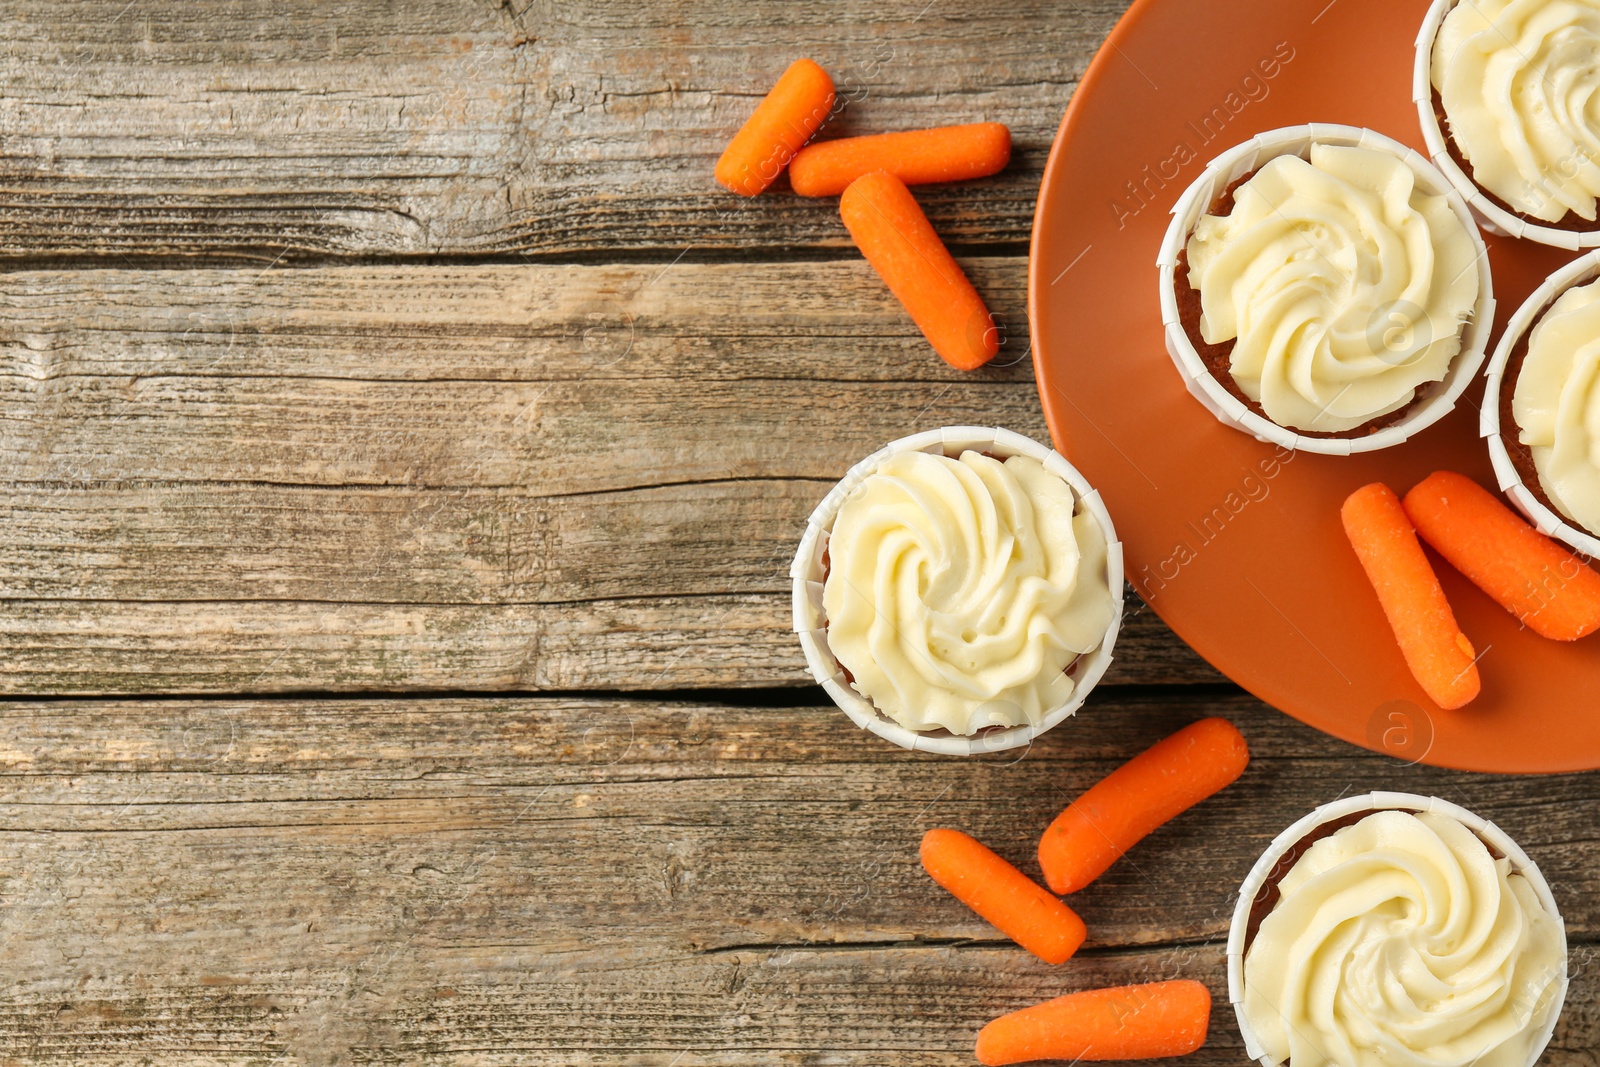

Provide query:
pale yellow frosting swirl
left=1186, top=144, right=1480, bottom=433
left=1512, top=276, right=1600, bottom=534
left=821, top=450, right=1114, bottom=735
left=1434, top=0, right=1600, bottom=223
left=1243, top=810, right=1565, bottom=1067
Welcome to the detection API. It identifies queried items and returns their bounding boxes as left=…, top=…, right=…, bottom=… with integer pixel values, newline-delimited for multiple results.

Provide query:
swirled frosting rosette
left=820, top=449, right=1116, bottom=736
left=1432, top=0, right=1600, bottom=226
left=1232, top=797, right=1567, bottom=1067
left=1159, top=126, right=1492, bottom=454
left=791, top=428, right=1122, bottom=754
left=1185, top=142, right=1481, bottom=434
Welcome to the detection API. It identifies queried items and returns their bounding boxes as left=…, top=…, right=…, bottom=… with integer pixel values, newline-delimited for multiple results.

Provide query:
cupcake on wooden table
left=1159, top=125, right=1493, bottom=454
left=791, top=427, right=1122, bottom=755
left=1231, top=793, right=1567, bottom=1067
left=1419, top=0, right=1600, bottom=248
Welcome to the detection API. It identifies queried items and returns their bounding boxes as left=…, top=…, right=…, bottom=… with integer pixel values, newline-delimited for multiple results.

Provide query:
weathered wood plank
left=0, top=262, right=1036, bottom=491
left=0, top=260, right=1218, bottom=693
left=0, top=0, right=1122, bottom=261
left=0, top=595, right=793, bottom=693
left=0, top=261, right=1035, bottom=386
left=0, top=587, right=1213, bottom=696
left=0, top=951, right=1245, bottom=1066
left=0, top=480, right=821, bottom=603
left=2, top=946, right=1595, bottom=1066
left=0, top=695, right=1591, bottom=1063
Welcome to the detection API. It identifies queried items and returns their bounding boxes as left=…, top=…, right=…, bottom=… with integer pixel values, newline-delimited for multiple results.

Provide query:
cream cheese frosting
left=1185, top=143, right=1480, bottom=433
left=1243, top=810, right=1565, bottom=1067
left=1512, top=276, right=1600, bottom=534
left=821, top=450, right=1114, bottom=736
left=1433, top=0, right=1600, bottom=224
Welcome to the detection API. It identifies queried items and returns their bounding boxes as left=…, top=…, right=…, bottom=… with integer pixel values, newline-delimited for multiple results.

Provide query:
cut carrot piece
left=1342, top=482, right=1480, bottom=709
left=920, top=828, right=1085, bottom=965
left=789, top=122, right=1011, bottom=197
left=839, top=170, right=998, bottom=370
left=1037, top=718, right=1248, bottom=895
left=976, top=980, right=1212, bottom=1064
left=1403, top=470, right=1600, bottom=641
left=714, top=58, right=836, bottom=197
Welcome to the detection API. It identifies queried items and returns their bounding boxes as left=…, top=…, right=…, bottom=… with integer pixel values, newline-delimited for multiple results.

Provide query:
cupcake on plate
left=1418, top=0, right=1600, bottom=248
left=790, top=427, right=1122, bottom=755
left=1230, top=792, right=1567, bottom=1067
left=1158, top=124, right=1493, bottom=455
left=1484, top=249, right=1600, bottom=556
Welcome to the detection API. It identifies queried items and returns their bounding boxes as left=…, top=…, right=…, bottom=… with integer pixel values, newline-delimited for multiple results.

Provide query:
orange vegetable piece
left=976, top=980, right=1212, bottom=1064
left=839, top=170, right=998, bottom=370
left=920, top=828, right=1085, bottom=965
left=789, top=122, right=1012, bottom=197
left=1403, top=470, right=1600, bottom=641
left=1342, top=482, right=1480, bottom=709
left=714, top=58, right=836, bottom=197
left=1037, top=718, right=1248, bottom=895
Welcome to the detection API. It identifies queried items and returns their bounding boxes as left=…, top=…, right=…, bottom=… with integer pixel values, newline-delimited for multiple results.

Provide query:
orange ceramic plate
left=1030, top=0, right=1589, bottom=772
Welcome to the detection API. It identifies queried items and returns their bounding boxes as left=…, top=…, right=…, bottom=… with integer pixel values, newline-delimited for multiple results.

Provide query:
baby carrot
left=789, top=122, right=1012, bottom=197
left=839, top=170, right=998, bottom=370
left=714, top=58, right=836, bottom=197
left=1403, top=471, right=1600, bottom=641
left=1342, top=482, right=1480, bottom=709
left=920, top=828, right=1086, bottom=965
left=1037, top=718, right=1248, bottom=895
left=976, top=980, right=1212, bottom=1065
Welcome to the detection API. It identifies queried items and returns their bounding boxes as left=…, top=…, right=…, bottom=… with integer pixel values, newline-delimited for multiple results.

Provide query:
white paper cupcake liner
left=1228, top=791, right=1568, bottom=1067
left=1157, top=123, right=1495, bottom=455
left=1482, top=249, right=1600, bottom=559
left=1415, top=0, right=1600, bottom=250
left=789, top=426, right=1124, bottom=755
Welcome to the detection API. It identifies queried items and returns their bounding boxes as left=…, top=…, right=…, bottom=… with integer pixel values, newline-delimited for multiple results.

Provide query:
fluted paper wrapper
left=789, top=426, right=1123, bottom=755
left=1482, top=249, right=1600, bottom=558
left=1157, top=123, right=1494, bottom=455
left=1228, top=791, right=1566, bottom=1067
left=1415, top=0, right=1600, bottom=249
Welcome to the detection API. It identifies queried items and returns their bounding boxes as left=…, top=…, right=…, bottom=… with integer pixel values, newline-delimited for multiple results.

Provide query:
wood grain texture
left=0, top=260, right=1216, bottom=693
left=0, top=694, right=1592, bottom=1064
left=0, top=588, right=1212, bottom=696
left=0, top=0, right=1123, bottom=260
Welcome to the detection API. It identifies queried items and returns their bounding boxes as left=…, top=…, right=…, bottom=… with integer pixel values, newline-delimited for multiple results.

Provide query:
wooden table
left=1, top=1, right=1594, bottom=1062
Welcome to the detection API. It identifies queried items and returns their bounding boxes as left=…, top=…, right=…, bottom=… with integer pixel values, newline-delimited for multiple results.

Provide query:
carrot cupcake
left=1485, top=249, right=1600, bottom=555
left=791, top=427, right=1122, bottom=755
left=1419, top=0, right=1600, bottom=248
left=1230, top=793, right=1567, bottom=1067
left=1159, top=125, right=1492, bottom=454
